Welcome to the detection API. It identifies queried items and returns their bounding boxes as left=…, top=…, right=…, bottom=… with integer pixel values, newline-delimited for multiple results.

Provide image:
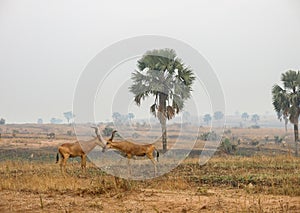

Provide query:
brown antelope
left=103, top=130, right=159, bottom=176
left=56, top=127, right=107, bottom=176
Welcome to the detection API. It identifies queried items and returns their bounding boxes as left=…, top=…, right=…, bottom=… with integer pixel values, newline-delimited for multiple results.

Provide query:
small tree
left=213, top=111, right=224, bottom=120
left=112, top=112, right=122, bottom=123
left=37, top=118, right=43, bottom=124
left=241, top=112, right=249, bottom=121
left=0, top=118, right=5, bottom=125
left=203, top=114, right=212, bottom=126
left=63, top=111, right=74, bottom=124
left=128, top=113, right=135, bottom=121
left=251, top=114, right=260, bottom=125
left=220, top=138, right=237, bottom=155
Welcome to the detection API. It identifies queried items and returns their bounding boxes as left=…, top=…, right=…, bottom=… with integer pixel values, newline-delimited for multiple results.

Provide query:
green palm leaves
left=130, top=49, right=194, bottom=119
left=272, top=70, right=300, bottom=124
left=272, top=70, right=300, bottom=156
left=129, top=48, right=195, bottom=151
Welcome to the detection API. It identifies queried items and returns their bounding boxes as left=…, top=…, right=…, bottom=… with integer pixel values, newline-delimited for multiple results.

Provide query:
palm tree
left=129, top=48, right=195, bottom=152
left=63, top=111, right=74, bottom=124
left=251, top=114, right=260, bottom=125
left=241, top=112, right=249, bottom=121
left=272, top=70, right=300, bottom=156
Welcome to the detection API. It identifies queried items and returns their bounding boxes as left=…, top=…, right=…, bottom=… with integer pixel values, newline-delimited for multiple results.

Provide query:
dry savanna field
left=0, top=124, right=300, bottom=212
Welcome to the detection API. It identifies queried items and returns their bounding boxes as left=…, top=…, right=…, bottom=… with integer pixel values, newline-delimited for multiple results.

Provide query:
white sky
left=0, top=0, right=299, bottom=123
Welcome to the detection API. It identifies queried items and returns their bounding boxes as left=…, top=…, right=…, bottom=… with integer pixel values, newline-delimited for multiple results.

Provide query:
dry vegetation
left=0, top=124, right=300, bottom=212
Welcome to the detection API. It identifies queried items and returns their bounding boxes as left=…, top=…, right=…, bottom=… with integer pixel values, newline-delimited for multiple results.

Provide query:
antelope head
left=103, top=130, right=117, bottom=152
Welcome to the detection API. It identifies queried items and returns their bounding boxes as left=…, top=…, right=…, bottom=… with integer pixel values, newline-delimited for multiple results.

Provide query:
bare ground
left=0, top=187, right=299, bottom=212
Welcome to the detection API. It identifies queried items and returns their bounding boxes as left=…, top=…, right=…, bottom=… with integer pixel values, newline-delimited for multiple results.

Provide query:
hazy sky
left=0, top=0, right=299, bottom=123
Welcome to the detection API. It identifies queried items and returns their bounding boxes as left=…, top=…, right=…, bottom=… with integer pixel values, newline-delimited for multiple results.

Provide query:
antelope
left=56, top=127, right=107, bottom=176
left=103, top=130, right=159, bottom=176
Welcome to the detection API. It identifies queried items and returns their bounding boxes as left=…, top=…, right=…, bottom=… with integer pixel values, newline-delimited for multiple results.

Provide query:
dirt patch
left=0, top=188, right=299, bottom=212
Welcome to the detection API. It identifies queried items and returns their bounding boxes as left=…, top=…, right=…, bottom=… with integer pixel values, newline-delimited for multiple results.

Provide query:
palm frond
left=150, top=103, right=157, bottom=117
left=166, top=106, right=175, bottom=120
left=130, top=48, right=195, bottom=120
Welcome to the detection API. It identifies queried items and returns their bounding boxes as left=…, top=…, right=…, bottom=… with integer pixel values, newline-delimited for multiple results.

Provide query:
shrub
left=220, top=138, right=237, bottom=154
left=199, top=131, right=218, bottom=141
left=224, top=129, right=231, bottom=134
left=12, top=129, right=19, bottom=138
left=274, top=135, right=284, bottom=144
left=251, top=139, right=259, bottom=146
left=250, top=125, right=260, bottom=129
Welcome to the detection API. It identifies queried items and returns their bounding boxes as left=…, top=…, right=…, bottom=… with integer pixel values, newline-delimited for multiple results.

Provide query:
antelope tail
left=156, top=149, right=159, bottom=162
left=56, top=153, right=59, bottom=163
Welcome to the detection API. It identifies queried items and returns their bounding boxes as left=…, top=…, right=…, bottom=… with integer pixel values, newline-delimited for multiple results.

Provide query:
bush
left=220, top=138, right=237, bottom=154
left=251, top=139, right=259, bottom=146
left=224, top=129, right=232, bottom=134
left=250, top=125, right=260, bottom=129
left=12, top=129, right=19, bottom=137
left=274, top=135, right=284, bottom=144
left=199, top=131, right=218, bottom=141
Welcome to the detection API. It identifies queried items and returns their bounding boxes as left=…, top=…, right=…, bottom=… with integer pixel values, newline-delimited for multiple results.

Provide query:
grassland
left=0, top=124, right=299, bottom=212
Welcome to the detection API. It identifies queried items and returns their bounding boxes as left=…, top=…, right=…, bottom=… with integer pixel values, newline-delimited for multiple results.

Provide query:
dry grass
left=0, top=155, right=299, bottom=212
left=0, top=125, right=300, bottom=212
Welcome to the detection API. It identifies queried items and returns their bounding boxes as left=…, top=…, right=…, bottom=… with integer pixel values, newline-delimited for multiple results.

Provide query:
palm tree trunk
left=284, top=117, right=288, bottom=133
left=161, top=119, right=167, bottom=152
left=159, top=93, right=168, bottom=152
left=294, top=123, right=299, bottom=156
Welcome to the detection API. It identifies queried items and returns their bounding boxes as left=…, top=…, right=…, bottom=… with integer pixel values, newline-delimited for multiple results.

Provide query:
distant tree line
left=112, top=112, right=135, bottom=124
left=202, top=111, right=224, bottom=125
left=36, top=111, right=74, bottom=124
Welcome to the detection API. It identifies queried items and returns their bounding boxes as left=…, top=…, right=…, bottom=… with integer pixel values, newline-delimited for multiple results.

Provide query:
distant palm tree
left=129, top=48, right=195, bottom=152
left=241, top=112, right=249, bottom=121
left=63, top=111, right=74, bottom=124
left=272, top=70, right=300, bottom=156
left=251, top=114, right=260, bottom=125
